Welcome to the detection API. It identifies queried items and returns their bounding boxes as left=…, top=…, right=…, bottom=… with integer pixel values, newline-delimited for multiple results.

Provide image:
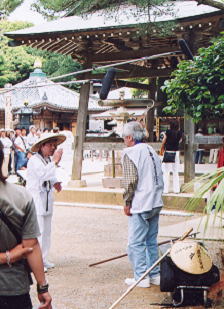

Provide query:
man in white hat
left=26, top=133, right=66, bottom=271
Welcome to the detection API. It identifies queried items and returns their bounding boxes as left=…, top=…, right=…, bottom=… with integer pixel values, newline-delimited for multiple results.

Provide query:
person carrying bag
left=160, top=120, right=183, bottom=194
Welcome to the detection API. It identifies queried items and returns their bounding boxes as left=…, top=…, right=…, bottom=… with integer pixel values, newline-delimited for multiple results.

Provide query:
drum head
left=170, top=241, right=212, bottom=275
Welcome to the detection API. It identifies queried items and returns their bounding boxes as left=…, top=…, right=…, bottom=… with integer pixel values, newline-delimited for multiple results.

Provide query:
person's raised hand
left=52, top=148, right=63, bottom=165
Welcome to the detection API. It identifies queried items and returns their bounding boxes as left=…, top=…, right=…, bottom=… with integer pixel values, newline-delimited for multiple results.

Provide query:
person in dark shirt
left=160, top=120, right=183, bottom=194
left=0, top=141, right=52, bottom=309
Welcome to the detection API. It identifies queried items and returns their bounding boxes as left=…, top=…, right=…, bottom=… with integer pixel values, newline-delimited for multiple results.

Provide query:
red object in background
left=217, top=147, right=224, bottom=168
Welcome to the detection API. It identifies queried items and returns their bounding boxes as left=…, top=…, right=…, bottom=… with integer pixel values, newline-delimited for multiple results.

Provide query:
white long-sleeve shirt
left=0, top=137, right=12, bottom=155
left=26, top=153, right=58, bottom=216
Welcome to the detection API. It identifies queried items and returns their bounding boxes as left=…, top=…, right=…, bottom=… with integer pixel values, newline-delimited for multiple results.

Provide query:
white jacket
left=26, top=153, right=58, bottom=216
left=122, top=143, right=164, bottom=214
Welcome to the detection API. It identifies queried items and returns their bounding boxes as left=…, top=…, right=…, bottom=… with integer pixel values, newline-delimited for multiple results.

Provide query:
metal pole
left=50, top=51, right=180, bottom=81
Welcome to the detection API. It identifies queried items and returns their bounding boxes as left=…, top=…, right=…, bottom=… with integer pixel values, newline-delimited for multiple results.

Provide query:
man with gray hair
left=122, top=121, right=164, bottom=288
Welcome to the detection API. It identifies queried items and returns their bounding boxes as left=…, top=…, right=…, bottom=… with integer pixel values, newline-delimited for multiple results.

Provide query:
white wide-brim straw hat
left=170, top=240, right=212, bottom=275
left=31, top=133, right=66, bottom=152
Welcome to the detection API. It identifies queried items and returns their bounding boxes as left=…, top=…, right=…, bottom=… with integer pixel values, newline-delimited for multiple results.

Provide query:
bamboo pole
left=89, top=232, right=198, bottom=267
left=107, top=228, right=193, bottom=309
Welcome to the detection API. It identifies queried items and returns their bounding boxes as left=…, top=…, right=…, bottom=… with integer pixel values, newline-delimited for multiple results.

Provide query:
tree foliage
left=0, top=0, right=23, bottom=16
left=29, top=0, right=224, bottom=17
left=0, top=20, right=36, bottom=87
left=162, top=35, right=224, bottom=123
left=1, top=0, right=224, bottom=18
left=183, top=166, right=224, bottom=226
left=0, top=20, right=81, bottom=89
left=27, top=48, right=82, bottom=90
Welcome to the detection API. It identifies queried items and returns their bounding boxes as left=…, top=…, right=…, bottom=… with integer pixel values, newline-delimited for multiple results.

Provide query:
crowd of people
left=0, top=125, right=73, bottom=178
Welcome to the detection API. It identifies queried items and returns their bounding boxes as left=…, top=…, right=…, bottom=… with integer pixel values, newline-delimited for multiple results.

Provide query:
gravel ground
left=30, top=206, right=224, bottom=309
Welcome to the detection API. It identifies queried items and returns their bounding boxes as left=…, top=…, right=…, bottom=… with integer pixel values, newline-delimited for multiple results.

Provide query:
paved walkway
left=30, top=205, right=224, bottom=309
left=56, top=157, right=217, bottom=187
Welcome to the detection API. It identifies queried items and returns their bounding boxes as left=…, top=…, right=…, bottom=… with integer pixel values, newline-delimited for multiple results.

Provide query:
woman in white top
left=0, top=128, right=12, bottom=177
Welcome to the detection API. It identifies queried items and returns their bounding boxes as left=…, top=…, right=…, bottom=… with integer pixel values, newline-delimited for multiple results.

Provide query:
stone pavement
left=30, top=206, right=224, bottom=309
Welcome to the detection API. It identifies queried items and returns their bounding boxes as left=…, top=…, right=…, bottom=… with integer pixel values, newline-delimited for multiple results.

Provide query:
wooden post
left=184, top=114, right=195, bottom=184
left=146, top=78, right=156, bottom=141
left=183, top=34, right=198, bottom=185
left=71, top=82, right=90, bottom=185
left=112, top=150, right=115, bottom=178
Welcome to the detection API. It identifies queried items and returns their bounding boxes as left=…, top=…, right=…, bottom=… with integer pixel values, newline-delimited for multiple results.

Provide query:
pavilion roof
left=6, top=2, right=218, bottom=36
left=0, top=69, right=107, bottom=112
left=4, top=1, right=224, bottom=81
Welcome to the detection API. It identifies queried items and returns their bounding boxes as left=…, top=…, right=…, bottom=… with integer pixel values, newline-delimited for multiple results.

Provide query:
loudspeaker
left=178, top=39, right=194, bottom=60
left=99, top=68, right=116, bottom=100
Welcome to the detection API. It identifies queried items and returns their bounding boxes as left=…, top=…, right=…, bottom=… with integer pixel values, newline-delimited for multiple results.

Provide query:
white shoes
left=44, top=261, right=55, bottom=270
left=124, top=275, right=160, bottom=288
left=125, top=277, right=150, bottom=288
left=150, top=275, right=160, bottom=285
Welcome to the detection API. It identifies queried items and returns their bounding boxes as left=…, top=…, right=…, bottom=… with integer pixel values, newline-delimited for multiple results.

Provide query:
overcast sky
left=9, top=0, right=45, bottom=25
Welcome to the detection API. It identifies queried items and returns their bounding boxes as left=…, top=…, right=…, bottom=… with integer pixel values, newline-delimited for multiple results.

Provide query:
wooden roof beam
left=86, top=68, right=172, bottom=79
left=92, top=46, right=180, bottom=63
left=115, top=80, right=149, bottom=90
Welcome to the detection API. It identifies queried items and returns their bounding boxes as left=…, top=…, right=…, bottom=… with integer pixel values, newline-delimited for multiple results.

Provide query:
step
left=55, top=187, right=206, bottom=213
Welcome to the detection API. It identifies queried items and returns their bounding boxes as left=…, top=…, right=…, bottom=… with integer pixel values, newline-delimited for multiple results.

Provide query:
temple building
left=0, top=67, right=107, bottom=132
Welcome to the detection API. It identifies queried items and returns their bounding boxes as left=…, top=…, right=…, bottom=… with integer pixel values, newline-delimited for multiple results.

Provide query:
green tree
left=0, top=20, right=81, bottom=88
left=30, top=0, right=224, bottom=17
left=162, top=35, right=224, bottom=123
left=0, top=0, right=23, bottom=16
left=27, top=48, right=82, bottom=90
left=0, top=20, right=36, bottom=87
left=1, top=0, right=223, bottom=18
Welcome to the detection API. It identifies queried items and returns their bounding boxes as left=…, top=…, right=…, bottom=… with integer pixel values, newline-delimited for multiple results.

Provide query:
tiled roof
left=6, top=2, right=218, bottom=36
left=0, top=69, right=107, bottom=112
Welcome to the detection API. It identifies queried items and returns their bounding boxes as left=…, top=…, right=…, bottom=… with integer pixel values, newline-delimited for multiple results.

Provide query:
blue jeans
left=195, top=150, right=204, bottom=164
left=127, top=207, right=162, bottom=280
left=15, top=151, right=28, bottom=171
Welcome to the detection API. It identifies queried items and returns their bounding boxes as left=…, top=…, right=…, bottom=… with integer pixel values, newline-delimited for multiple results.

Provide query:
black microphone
left=178, top=39, right=194, bottom=60
left=99, top=68, right=116, bottom=100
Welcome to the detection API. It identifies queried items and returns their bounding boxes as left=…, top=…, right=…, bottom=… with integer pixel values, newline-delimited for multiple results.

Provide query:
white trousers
left=2, top=154, right=10, bottom=177
left=37, top=214, right=52, bottom=264
left=162, top=151, right=180, bottom=194
left=209, top=149, right=218, bottom=164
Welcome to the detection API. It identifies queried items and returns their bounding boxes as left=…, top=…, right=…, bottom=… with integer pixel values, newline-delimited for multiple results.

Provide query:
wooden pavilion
left=5, top=1, right=224, bottom=184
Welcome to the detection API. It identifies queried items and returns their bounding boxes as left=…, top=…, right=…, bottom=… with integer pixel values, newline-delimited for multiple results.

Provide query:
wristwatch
left=37, top=282, right=49, bottom=294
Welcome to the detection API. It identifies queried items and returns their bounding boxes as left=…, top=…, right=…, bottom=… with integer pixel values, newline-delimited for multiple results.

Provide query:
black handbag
left=163, top=151, right=176, bottom=163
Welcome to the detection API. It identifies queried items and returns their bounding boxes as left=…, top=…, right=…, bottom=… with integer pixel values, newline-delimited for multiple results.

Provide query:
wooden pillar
left=184, top=114, right=195, bottom=183
left=71, top=82, right=90, bottom=183
left=146, top=78, right=156, bottom=141
left=182, top=31, right=198, bottom=184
